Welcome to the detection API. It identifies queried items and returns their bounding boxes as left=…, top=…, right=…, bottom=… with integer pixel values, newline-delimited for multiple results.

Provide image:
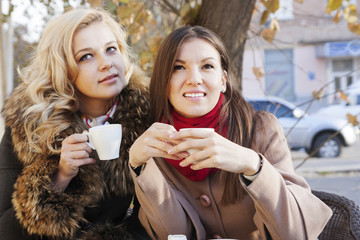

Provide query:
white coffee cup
left=179, top=128, right=214, bottom=155
left=84, top=124, right=122, bottom=160
left=168, top=235, right=187, bottom=240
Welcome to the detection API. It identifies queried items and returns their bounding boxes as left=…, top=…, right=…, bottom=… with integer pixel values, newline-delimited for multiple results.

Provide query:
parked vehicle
left=316, top=82, right=360, bottom=127
left=247, top=96, right=357, bottom=158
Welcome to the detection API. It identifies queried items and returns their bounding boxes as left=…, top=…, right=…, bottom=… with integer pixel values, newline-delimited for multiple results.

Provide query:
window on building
left=264, top=49, right=295, bottom=101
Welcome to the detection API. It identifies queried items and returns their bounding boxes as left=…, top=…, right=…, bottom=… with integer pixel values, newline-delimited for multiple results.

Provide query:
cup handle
left=83, top=132, right=95, bottom=149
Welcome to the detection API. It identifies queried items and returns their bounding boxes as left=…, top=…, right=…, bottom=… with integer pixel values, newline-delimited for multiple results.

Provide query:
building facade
left=242, top=0, right=360, bottom=111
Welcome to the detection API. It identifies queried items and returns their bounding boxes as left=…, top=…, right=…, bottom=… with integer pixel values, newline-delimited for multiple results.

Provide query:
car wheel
left=312, top=133, right=342, bottom=158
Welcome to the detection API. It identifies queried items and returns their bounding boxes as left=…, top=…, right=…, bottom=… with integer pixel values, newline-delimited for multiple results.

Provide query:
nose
left=98, top=54, right=113, bottom=71
left=186, top=68, right=202, bottom=85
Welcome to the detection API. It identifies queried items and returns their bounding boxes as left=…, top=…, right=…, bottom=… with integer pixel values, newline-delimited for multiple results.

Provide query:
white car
left=247, top=96, right=357, bottom=158
left=317, top=82, right=360, bottom=127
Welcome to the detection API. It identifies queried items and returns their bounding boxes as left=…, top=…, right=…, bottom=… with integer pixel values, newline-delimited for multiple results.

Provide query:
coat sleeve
left=131, top=159, right=206, bottom=240
left=241, top=112, right=332, bottom=240
left=0, top=127, right=33, bottom=240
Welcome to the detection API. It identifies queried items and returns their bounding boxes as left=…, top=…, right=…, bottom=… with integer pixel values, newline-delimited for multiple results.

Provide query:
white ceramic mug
left=168, top=235, right=187, bottom=240
left=84, top=124, right=122, bottom=160
left=179, top=128, right=214, bottom=154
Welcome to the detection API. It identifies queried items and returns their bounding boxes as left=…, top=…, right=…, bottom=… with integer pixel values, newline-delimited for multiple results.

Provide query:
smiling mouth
left=100, top=74, right=118, bottom=83
left=183, top=93, right=206, bottom=98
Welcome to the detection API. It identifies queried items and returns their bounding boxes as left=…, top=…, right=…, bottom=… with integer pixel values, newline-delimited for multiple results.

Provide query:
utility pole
left=5, top=16, right=13, bottom=98
left=0, top=2, right=6, bottom=106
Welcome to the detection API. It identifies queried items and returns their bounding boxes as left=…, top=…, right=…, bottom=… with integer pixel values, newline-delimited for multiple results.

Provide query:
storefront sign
left=316, top=39, right=360, bottom=57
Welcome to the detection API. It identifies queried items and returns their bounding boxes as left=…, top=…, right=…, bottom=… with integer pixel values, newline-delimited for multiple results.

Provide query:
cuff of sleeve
left=130, top=163, right=145, bottom=176
left=241, top=154, right=263, bottom=182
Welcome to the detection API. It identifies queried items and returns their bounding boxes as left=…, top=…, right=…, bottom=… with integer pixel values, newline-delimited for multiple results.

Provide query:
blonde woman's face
left=72, top=22, right=126, bottom=107
left=169, top=38, right=226, bottom=118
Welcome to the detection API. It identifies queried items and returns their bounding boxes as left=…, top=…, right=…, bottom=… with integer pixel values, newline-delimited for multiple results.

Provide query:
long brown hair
left=150, top=26, right=259, bottom=204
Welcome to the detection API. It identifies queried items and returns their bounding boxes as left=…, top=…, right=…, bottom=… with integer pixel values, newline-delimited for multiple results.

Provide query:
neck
left=78, top=97, right=115, bottom=118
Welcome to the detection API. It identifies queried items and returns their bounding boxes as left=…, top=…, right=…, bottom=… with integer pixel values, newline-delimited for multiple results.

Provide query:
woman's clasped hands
left=130, top=122, right=260, bottom=176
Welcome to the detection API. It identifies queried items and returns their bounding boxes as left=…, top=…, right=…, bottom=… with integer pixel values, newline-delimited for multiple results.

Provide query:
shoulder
left=253, top=111, right=283, bottom=133
left=252, top=111, right=288, bottom=154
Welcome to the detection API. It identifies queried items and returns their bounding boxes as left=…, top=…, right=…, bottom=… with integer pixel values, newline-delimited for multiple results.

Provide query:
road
left=292, top=140, right=360, bottom=205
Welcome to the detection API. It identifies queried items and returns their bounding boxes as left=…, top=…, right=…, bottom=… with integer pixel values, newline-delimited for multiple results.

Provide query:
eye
left=203, top=64, right=214, bottom=69
left=79, top=54, right=92, bottom=62
left=107, top=46, right=118, bottom=53
left=174, top=65, right=185, bottom=71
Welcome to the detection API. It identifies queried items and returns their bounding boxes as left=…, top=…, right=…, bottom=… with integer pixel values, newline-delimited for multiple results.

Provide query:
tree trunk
left=195, top=0, right=256, bottom=92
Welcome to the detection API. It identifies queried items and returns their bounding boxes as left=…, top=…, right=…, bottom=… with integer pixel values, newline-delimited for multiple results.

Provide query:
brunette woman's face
left=168, top=38, right=226, bottom=118
left=72, top=22, right=126, bottom=107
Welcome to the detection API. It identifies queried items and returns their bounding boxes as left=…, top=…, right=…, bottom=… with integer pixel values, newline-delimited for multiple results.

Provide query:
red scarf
left=164, top=93, right=228, bottom=181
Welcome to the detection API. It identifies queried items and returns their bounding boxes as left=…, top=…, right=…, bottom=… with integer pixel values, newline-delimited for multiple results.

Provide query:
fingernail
left=168, top=148, right=174, bottom=154
left=179, top=161, right=185, bottom=167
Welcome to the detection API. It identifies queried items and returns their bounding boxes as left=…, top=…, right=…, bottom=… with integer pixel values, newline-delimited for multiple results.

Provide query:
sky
left=2, top=0, right=83, bottom=42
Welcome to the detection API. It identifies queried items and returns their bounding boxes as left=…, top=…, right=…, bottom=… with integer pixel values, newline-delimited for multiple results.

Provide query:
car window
left=249, top=100, right=293, bottom=118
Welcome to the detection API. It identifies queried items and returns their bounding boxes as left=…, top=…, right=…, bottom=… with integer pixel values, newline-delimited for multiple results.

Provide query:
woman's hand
left=168, top=128, right=260, bottom=175
left=129, top=122, right=188, bottom=168
left=55, top=133, right=96, bottom=192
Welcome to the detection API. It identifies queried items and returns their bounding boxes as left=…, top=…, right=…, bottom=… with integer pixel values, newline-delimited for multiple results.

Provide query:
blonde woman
left=0, top=8, right=150, bottom=239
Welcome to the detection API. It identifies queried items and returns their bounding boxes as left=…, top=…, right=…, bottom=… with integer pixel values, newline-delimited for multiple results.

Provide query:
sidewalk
left=292, top=141, right=360, bottom=176
left=294, top=158, right=360, bottom=177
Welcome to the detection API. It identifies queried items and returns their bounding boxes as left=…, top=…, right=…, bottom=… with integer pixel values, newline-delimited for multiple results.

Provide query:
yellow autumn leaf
left=344, top=4, right=358, bottom=23
left=339, top=90, right=350, bottom=103
left=333, top=10, right=342, bottom=23
left=325, top=6, right=332, bottom=15
left=312, top=89, right=324, bottom=102
left=327, top=0, right=343, bottom=11
left=295, top=0, right=303, bottom=3
left=346, top=113, right=359, bottom=126
left=252, top=67, right=265, bottom=80
left=348, top=22, right=360, bottom=34
left=261, top=28, right=276, bottom=43
left=260, top=10, right=270, bottom=25
left=261, top=0, right=280, bottom=13
left=270, top=18, right=280, bottom=31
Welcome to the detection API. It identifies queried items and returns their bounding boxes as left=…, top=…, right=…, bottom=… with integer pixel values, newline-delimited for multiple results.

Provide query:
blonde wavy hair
left=18, top=8, right=138, bottom=154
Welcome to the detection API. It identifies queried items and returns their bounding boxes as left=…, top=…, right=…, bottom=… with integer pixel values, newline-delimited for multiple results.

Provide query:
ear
left=221, top=70, right=227, bottom=93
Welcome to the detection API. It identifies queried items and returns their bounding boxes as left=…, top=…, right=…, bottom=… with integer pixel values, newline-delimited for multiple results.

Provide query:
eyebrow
left=74, top=41, right=118, bottom=58
left=174, top=57, right=216, bottom=63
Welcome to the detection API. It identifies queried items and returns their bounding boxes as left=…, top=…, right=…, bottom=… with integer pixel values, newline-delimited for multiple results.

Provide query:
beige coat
left=131, top=112, right=332, bottom=240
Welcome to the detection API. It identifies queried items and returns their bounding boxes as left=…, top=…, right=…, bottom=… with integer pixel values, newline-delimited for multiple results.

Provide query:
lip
left=99, top=73, right=118, bottom=83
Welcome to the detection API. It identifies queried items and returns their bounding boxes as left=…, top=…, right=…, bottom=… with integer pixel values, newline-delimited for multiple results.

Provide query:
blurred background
left=1, top=0, right=360, bottom=203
